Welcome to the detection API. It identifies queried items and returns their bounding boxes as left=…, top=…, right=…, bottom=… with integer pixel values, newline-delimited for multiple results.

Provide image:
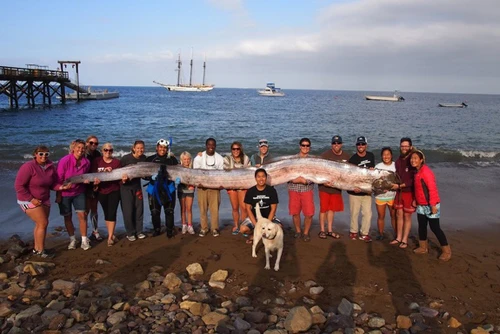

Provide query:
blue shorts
left=59, top=192, right=86, bottom=216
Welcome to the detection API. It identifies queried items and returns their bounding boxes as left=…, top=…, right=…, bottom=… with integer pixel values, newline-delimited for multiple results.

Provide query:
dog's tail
left=255, top=202, right=263, bottom=220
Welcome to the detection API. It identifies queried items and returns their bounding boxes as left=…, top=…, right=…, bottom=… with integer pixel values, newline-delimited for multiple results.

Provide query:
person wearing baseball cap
left=317, top=135, right=350, bottom=240
left=145, top=138, right=179, bottom=238
left=250, top=139, right=273, bottom=167
left=348, top=136, right=376, bottom=242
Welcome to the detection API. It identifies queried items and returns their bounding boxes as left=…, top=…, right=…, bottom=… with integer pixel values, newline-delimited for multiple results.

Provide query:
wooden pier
left=0, top=64, right=70, bottom=108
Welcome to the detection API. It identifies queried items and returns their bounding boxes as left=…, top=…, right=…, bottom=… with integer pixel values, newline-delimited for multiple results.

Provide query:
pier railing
left=0, top=66, right=69, bottom=81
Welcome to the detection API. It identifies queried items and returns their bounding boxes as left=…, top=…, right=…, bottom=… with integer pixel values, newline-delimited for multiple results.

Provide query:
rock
left=408, top=302, right=419, bottom=311
left=48, top=314, right=67, bottom=330
left=304, top=280, right=317, bottom=287
left=310, top=305, right=324, bottom=314
left=202, top=311, right=230, bottom=325
left=91, top=322, right=108, bottom=331
left=209, top=269, right=228, bottom=282
left=312, top=313, right=327, bottom=325
left=447, top=317, right=461, bottom=328
left=186, top=263, right=204, bottom=278
left=52, top=280, right=79, bottom=297
left=396, top=315, right=412, bottom=329
left=163, top=273, right=182, bottom=290
left=160, top=293, right=176, bottom=304
left=135, top=280, right=151, bottom=291
left=420, top=307, right=439, bottom=318
left=209, top=281, right=226, bottom=289
left=470, top=329, right=490, bottom=334
left=338, top=298, right=354, bottom=316
left=236, top=296, right=252, bottom=307
left=107, top=311, right=127, bottom=326
left=0, top=302, right=14, bottom=317
left=264, top=330, right=288, bottom=334
left=95, top=259, right=111, bottom=265
left=180, top=301, right=211, bottom=316
left=3, top=283, right=26, bottom=296
left=23, top=264, right=40, bottom=276
left=302, top=296, right=315, bottom=305
left=234, top=317, right=251, bottom=330
left=15, top=304, right=43, bottom=322
left=244, top=311, right=267, bottom=323
left=368, top=317, right=385, bottom=328
left=70, top=309, right=86, bottom=322
left=0, top=272, right=7, bottom=280
left=274, top=297, right=286, bottom=305
left=41, top=310, right=59, bottom=324
left=284, top=306, right=312, bottom=332
left=310, top=286, right=324, bottom=295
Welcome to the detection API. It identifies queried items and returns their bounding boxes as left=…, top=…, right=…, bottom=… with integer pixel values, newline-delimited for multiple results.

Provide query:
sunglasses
left=88, top=141, right=99, bottom=146
left=103, top=148, right=114, bottom=153
left=356, top=143, right=367, bottom=146
left=37, top=152, right=50, bottom=157
left=231, top=147, right=241, bottom=151
left=300, top=144, right=311, bottom=147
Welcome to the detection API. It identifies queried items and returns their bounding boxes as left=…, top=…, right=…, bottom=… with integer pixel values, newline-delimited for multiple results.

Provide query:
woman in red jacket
left=410, top=150, right=451, bottom=261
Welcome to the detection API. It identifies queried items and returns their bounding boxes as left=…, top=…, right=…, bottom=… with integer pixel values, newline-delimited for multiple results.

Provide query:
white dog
left=251, top=203, right=284, bottom=271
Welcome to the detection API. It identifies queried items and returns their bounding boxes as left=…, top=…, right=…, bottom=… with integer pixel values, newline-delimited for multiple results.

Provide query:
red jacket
left=414, top=165, right=440, bottom=206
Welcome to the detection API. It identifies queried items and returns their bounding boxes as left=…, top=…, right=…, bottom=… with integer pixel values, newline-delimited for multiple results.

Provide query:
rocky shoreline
left=1, top=235, right=499, bottom=334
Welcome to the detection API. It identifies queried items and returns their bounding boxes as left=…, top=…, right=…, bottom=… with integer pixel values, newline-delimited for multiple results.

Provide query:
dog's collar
left=263, top=234, right=276, bottom=240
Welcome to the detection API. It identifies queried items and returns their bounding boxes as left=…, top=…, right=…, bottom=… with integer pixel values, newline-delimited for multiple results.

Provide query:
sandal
left=294, top=232, right=302, bottom=239
left=303, top=234, right=311, bottom=242
left=318, top=231, right=327, bottom=239
left=246, top=238, right=253, bottom=244
left=326, top=231, right=341, bottom=239
left=242, top=233, right=249, bottom=238
left=399, top=241, right=408, bottom=249
left=390, top=239, right=401, bottom=245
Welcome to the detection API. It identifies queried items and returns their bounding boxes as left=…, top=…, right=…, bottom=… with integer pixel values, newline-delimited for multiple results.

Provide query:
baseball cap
left=331, top=135, right=342, bottom=144
left=156, top=138, right=170, bottom=147
left=355, top=136, right=367, bottom=144
left=259, top=139, right=269, bottom=147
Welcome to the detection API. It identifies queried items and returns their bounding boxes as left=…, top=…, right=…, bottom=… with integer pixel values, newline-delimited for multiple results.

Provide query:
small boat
left=365, top=90, right=404, bottom=102
left=258, top=83, right=285, bottom=97
left=63, top=87, right=119, bottom=100
left=438, top=102, right=468, bottom=108
left=154, top=50, right=214, bottom=92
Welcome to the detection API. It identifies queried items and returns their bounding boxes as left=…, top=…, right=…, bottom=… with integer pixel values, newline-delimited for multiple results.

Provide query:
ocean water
left=1, top=87, right=499, bottom=238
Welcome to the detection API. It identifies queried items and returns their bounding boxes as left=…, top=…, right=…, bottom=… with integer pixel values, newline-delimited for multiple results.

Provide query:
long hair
left=231, top=141, right=245, bottom=161
left=179, top=151, right=193, bottom=168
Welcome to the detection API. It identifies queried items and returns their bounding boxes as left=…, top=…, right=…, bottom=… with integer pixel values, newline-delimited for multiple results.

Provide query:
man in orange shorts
left=288, top=138, right=315, bottom=242
left=390, top=137, right=416, bottom=249
left=318, top=135, right=350, bottom=240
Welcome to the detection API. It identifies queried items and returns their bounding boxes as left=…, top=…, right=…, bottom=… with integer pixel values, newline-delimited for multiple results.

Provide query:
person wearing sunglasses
left=56, top=139, right=92, bottom=251
left=318, top=135, right=350, bottom=240
left=223, top=141, right=251, bottom=235
left=347, top=136, right=376, bottom=242
left=120, top=140, right=147, bottom=241
left=193, top=137, right=224, bottom=237
left=15, top=146, right=70, bottom=258
left=288, top=138, right=315, bottom=242
left=146, top=139, right=179, bottom=238
left=91, top=143, right=122, bottom=247
left=250, top=139, right=273, bottom=167
left=389, top=137, right=416, bottom=249
left=85, top=135, right=102, bottom=242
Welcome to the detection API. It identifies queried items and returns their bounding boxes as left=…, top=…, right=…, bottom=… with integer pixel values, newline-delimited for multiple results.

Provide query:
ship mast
left=189, top=48, right=193, bottom=87
left=175, top=53, right=182, bottom=87
left=202, top=54, right=207, bottom=86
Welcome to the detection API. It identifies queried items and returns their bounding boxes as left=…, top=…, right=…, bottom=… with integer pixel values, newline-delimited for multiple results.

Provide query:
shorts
left=58, top=192, right=86, bottom=216
left=97, top=190, right=121, bottom=221
left=288, top=190, right=315, bottom=216
left=416, top=203, right=441, bottom=219
left=178, top=192, right=194, bottom=199
left=319, top=192, right=344, bottom=213
left=19, top=202, right=39, bottom=213
left=240, top=217, right=282, bottom=231
left=393, top=191, right=416, bottom=213
left=375, top=198, right=394, bottom=206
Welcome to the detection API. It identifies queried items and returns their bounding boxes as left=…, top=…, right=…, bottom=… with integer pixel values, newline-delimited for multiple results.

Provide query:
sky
left=1, top=0, right=499, bottom=94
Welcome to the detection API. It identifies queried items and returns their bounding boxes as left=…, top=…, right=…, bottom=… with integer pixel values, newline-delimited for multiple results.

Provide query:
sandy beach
left=1, top=166, right=500, bottom=332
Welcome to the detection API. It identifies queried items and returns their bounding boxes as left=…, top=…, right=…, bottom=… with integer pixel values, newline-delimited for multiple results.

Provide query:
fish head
left=372, top=171, right=398, bottom=195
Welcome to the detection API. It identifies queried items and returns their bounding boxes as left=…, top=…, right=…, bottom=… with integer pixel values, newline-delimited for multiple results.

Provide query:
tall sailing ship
left=154, top=51, right=214, bottom=92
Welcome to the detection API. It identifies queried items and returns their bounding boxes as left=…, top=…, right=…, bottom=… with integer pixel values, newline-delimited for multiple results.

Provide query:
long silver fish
left=65, top=157, right=397, bottom=194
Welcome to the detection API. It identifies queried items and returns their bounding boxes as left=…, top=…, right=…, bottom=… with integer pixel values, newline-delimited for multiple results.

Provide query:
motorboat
left=438, top=102, right=468, bottom=108
left=63, top=87, right=119, bottom=100
left=365, top=90, right=404, bottom=102
left=258, top=83, right=285, bottom=97
left=154, top=51, right=214, bottom=92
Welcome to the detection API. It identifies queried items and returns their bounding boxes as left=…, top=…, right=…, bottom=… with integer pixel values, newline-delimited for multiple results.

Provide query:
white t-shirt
left=193, top=151, right=224, bottom=170
left=375, top=161, right=396, bottom=201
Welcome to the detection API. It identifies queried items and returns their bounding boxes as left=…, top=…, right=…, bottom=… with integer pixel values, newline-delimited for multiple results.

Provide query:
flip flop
left=326, top=231, right=341, bottom=239
left=390, top=239, right=401, bottom=245
left=399, top=241, right=408, bottom=249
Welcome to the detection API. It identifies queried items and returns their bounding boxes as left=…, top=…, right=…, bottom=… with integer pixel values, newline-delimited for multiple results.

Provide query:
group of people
left=14, top=134, right=451, bottom=261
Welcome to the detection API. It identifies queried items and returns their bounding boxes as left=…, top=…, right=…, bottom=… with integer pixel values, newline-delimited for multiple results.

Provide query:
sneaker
left=187, top=225, right=195, bottom=235
left=349, top=232, right=358, bottom=240
left=152, top=229, right=161, bottom=237
left=212, top=229, right=220, bottom=237
left=127, top=235, right=137, bottom=242
left=81, top=238, right=91, bottom=251
left=92, top=230, right=103, bottom=241
left=166, top=230, right=174, bottom=239
left=358, top=234, right=372, bottom=242
left=199, top=230, right=207, bottom=237
left=182, top=225, right=188, bottom=234
left=137, top=233, right=146, bottom=239
left=33, top=249, right=55, bottom=259
left=68, top=238, right=77, bottom=250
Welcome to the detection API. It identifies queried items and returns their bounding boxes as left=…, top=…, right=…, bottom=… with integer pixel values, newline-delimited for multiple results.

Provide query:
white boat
left=258, top=83, right=285, bottom=97
left=438, top=102, right=468, bottom=108
left=63, top=87, right=119, bottom=100
left=154, top=51, right=214, bottom=92
left=365, top=90, right=404, bottom=102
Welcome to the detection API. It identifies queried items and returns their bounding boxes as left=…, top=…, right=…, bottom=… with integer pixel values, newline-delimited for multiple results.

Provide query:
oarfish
left=64, top=157, right=397, bottom=194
